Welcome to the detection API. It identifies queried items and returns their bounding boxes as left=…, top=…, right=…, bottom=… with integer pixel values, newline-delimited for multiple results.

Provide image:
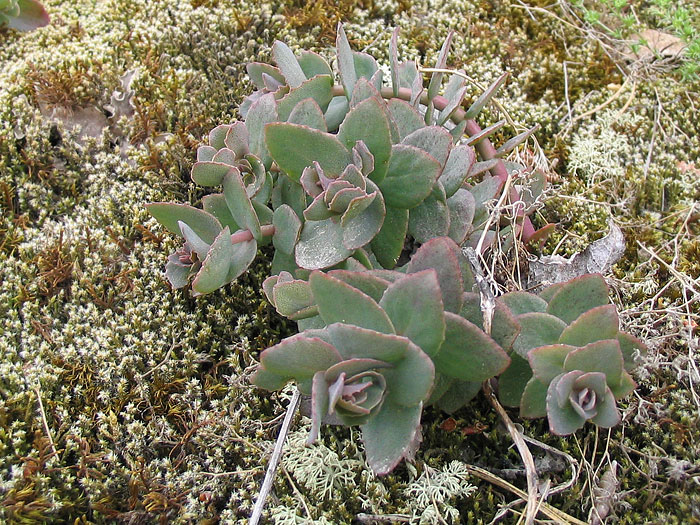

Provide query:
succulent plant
left=145, top=25, right=644, bottom=475
left=496, top=273, right=646, bottom=435
left=147, top=24, right=553, bottom=296
left=0, top=0, right=48, bottom=32
left=255, top=237, right=511, bottom=474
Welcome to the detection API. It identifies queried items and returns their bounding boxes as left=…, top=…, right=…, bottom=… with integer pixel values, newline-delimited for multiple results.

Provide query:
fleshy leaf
left=546, top=373, right=586, bottom=435
left=512, top=312, right=567, bottom=359
left=528, top=344, right=574, bottom=384
left=440, top=144, right=476, bottom=198
left=459, top=293, right=520, bottom=351
left=617, top=332, right=647, bottom=372
left=326, top=323, right=409, bottom=361
left=226, top=238, right=258, bottom=283
left=247, top=62, right=285, bottom=90
left=265, top=123, right=352, bottom=181
left=379, top=144, right=441, bottom=209
left=383, top=341, right=435, bottom=406
left=433, top=312, right=510, bottom=382
left=546, top=274, right=610, bottom=324
left=406, top=237, right=464, bottom=314
left=379, top=270, right=446, bottom=357
left=272, top=204, right=302, bottom=255
left=223, top=169, right=262, bottom=241
left=337, top=96, right=392, bottom=182
left=386, top=99, right=424, bottom=141
left=308, top=371, right=329, bottom=443
left=259, top=334, right=342, bottom=381
left=245, top=92, right=278, bottom=168
left=277, top=75, right=333, bottom=122
left=309, top=271, right=394, bottom=334
left=147, top=203, right=222, bottom=244
left=590, top=389, right=621, bottom=428
left=402, top=126, right=452, bottom=167
left=408, top=192, right=450, bottom=243
left=436, top=380, right=481, bottom=413
left=341, top=183, right=385, bottom=251
left=520, top=377, right=548, bottom=418
left=286, top=97, right=328, bottom=131
left=563, top=339, right=624, bottom=386
left=362, top=401, right=423, bottom=476
left=272, top=40, right=306, bottom=88
left=500, top=291, right=548, bottom=316
left=298, top=50, right=333, bottom=78
left=336, top=23, right=357, bottom=98
left=558, top=304, right=619, bottom=347
left=446, top=188, right=475, bottom=244
left=273, top=279, right=317, bottom=320
left=497, top=352, right=533, bottom=407
left=191, top=161, right=232, bottom=186
left=370, top=206, right=409, bottom=269
left=326, top=270, right=390, bottom=302
left=295, top=218, right=352, bottom=270
left=192, top=227, right=234, bottom=295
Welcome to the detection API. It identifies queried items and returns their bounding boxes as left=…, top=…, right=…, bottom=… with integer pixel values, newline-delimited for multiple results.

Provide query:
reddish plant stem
left=230, top=223, right=275, bottom=244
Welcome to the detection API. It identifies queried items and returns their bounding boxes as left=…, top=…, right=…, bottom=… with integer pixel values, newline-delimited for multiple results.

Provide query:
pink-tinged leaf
left=325, top=358, right=390, bottom=382
left=546, top=372, right=586, bottom=435
left=147, top=203, right=222, bottom=243
left=617, top=332, right=647, bottom=372
left=558, top=304, right=619, bottom=346
left=464, top=72, right=509, bottom=120
left=402, top=126, right=452, bottom=167
left=272, top=279, right=317, bottom=320
left=336, top=23, right=357, bottom=98
left=277, top=75, right=333, bottom=122
left=295, top=218, right=352, bottom=270
left=225, top=237, right=257, bottom=283
left=525, top=223, right=556, bottom=248
left=520, top=377, right=548, bottom=418
left=371, top=206, right=409, bottom=269
left=407, top=237, right=464, bottom=314
left=223, top=168, right=262, bottom=241
left=197, top=145, right=217, bottom=162
left=459, top=293, right=521, bottom=351
left=265, top=122, right=352, bottom=181
left=379, top=270, right=446, bottom=357
left=436, top=380, right=481, bottom=413
left=326, top=323, right=410, bottom=362
left=610, top=370, right=636, bottom=400
left=386, top=99, right=424, bottom=141
left=8, top=0, right=49, bottom=31
left=252, top=367, right=290, bottom=391
left=246, top=62, right=285, bottom=90
left=191, top=161, right=231, bottom=186
left=178, top=221, right=210, bottom=260
left=224, top=121, right=249, bottom=157
left=546, top=273, right=610, bottom=324
left=308, top=371, right=329, bottom=444
left=245, top=92, right=278, bottom=169
left=389, top=28, right=400, bottom=96
left=383, top=340, right=435, bottom=406
left=349, top=77, right=382, bottom=107
left=379, top=144, right=441, bottom=209
left=362, top=401, right=423, bottom=475
left=337, top=96, right=392, bottom=183
left=408, top=193, right=450, bottom=243
left=298, top=50, right=333, bottom=78
left=192, top=227, right=234, bottom=295
left=326, top=271, right=390, bottom=302
left=433, top=312, right=510, bottom=383
left=441, top=145, right=476, bottom=198
left=497, top=352, right=532, bottom=408
left=272, top=204, right=302, bottom=255
left=286, top=97, right=328, bottom=131
left=341, top=186, right=385, bottom=251
left=563, top=339, right=624, bottom=387
left=527, top=344, right=574, bottom=384
left=591, top=387, right=621, bottom=428
left=309, top=271, right=394, bottom=334
left=260, top=334, right=342, bottom=380
left=512, top=312, right=567, bottom=359
left=203, top=193, right=239, bottom=232
left=272, top=40, right=306, bottom=88
left=500, top=291, right=548, bottom=316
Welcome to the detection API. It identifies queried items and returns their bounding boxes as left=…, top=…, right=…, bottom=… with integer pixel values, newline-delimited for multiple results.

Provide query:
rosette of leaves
left=496, top=274, right=646, bottom=435
left=0, top=0, right=48, bottom=31
left=255, top=237, right=512, bottom=473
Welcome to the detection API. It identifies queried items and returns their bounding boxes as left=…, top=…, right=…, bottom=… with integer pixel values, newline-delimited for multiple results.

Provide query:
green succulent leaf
left=433, top=312, right=510, bottom=383
left=272, top=40, right=306, bottom=88
left=459, top=293, right=520, bottom=351
left=259, top=334, right=343, bottom=384
left=341, top=183, right=385, bottom=251
left=295, top=218, right=352, bottom=270
left=362, top=400, right=423, bottom=476
left=247, top=62, right=285, bottom=90
left=191, top=227, right=234, bottom=296
left=385, top=99, right=424, bottom=143
left=272, top=176, right=307, bottom=219
left=272, top=204, right=302, bottom=255
left=383, top=340, right=435, bottom=406
left=265, top=123, right=352, bottom=181
left=439, top=144, right=475, bottom=197
left=408, top=191, right=450, bottom=243
left=309, top=271, right=394, bottom=334
left=147, top=203, right=222, bottom=244
left=245, top=92, right=278, bottom=169
left=337, top=96, right=392, bottom=182
left=497, top=352, right=533, bottom=407
left=350, top=77, right=382, bottom=107
left=520, top=377, right=548, bottom=418
left=191, top=161, right=232, bottom=186
left=379, top=144, right=441, bottom=209
left=402, top=126, right=452, bottom=167
left=326, top=270, right=390, bottom=302
left=617, top=332, right=647, bottom=372
left=298, top=50, right=333, bottom=78
left=336, top=23, right=357, bottom=98
left=202, top=194, right=239, bottom=232
left=278, top=75, right=333, bottom=122
left=272, top=279, right=317, bottom=320
left=224, top=122, right=250, bottom=157
left=326, top=323, right=409, bottom=361
left=436, top=380, right=481, bottom=413
left=528, top=344, right=574, bottom=384
left=546, top=273, right=610, bottom=324
left=500, top=291, right=548, bottom=316
left=558, top=304, right=619, bottom=346
left=379, top=270, right=446, bottom=357
left=226, top=237, right=258, bottom=283
left=308, top=371, right=329, bottom=443
left=446, top=188, right=475, bottom=244
left=286, top=97, right=328, bottom=131
left=512, top=312, right=567, bottom=359
left=223, top=169, right=262, bottom=241
left=371, top=206, right=409, bottom=269
left=325, top=96, right=350, bottom=132
left=406, top=237, right=465, bottom=314
left=546, top=373, right=587, bottom=435
left=563, top=339, right=624, bottom=386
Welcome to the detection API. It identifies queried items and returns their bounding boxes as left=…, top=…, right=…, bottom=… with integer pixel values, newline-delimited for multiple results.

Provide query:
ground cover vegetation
left=0, top=0, right=698, bottom=523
